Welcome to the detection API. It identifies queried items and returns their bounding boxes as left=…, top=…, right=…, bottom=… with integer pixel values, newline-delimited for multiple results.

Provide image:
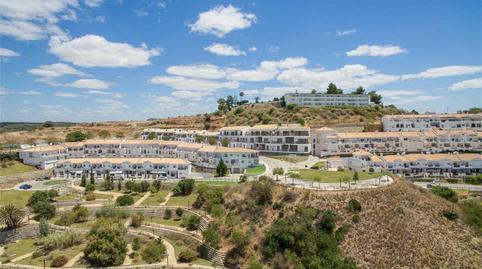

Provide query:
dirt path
left=63, top=251, right=83, bottom=267
left=160, top=238, right=177, bottom=266
left=133, top=192, right=150, bottom=206
left=160, top=192, right=173, bottom=205
left=10, top=251, right=34, bottom=263
left=122, top=244, right=133, bottom=266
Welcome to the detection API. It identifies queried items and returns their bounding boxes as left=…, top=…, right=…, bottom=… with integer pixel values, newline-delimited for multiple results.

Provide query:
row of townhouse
left=381, top=113, right=482, bottom=132
left=284, top=93, right=371, bottom=107
left=218, top=124, right=311, bottom=154
left=140, top=128, right=218, bottom=143
left=54, top=158, right=191, bottom=179
left=342, top=151, right=482, bottom=178
left=312, top=128, right=482, bottom=156
left=19, top=139, right=259, bottom=174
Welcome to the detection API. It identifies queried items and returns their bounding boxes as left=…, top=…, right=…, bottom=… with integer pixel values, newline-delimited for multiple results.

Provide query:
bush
left=33, top=201, right=56, bottom=220
left=239, top=174, right=248, bottom=183
left=95, top=208, right=130, bottom=219
left=202, top=225, right=221, bottom=249
left=28, top=191, right=49, bottom=207
left=85, top=192, right=96, bottom=201
left=32, top=250, right=43, bottom=259
left=183, top=215, right=201, bottom=230
left=347, top=199, right=362, bottom=212
left=175, top=207, right=183, bottom=218
left=39, top=218, right=50, bottom=237
left=55, top=212, right=75, bottom=226
left=141, top=240, right=166, bottom=264
left=41, top=232, right=83, bottom=251
left=140, top=181, right=150, bottom=192
left=84, top=184, right=95, bottom=192
left=459, top=200, right=482, bottom=233
left=352, top=214, right=361, bottom=223
left=443, top=210, right=458, bottom=221
left=368, top=167, right=375, bottom=173
left=48, top=189, right=59, bottom=199
left=335, top=223, right=351, bottom=242
left=317, top=210, right=336, bottom=234
left=172, top=179, right=195, bottom=196
left=132, top=237, right=141, bottom=251
left=178, top=249, right=197, bottom=263
left=116, top=195, right=135, bottom=206
left=431, top=186, right=458, bottom=203
left=84, top=220, right=127, bottom=267
left=131, top=213, right=144, bottom=228
left=51, top=255, right=68, bottom=267
left=72, top=204, right=89, bottom=223
left=164, top=209, right=172, bottom=219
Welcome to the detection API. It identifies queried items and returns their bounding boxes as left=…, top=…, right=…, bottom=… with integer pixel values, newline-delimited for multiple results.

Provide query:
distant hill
left=0, top=122, right=76, bottom=133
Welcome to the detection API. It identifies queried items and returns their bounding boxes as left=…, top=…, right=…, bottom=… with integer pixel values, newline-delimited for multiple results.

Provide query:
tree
left=73, top=204, right=89, bottom=223
left=311, top=89, right=317, bottom=94
left=221, top=137, right=230, bottom=147
left=353, top=172, right=359, bottom=184
left=183, top=215, right=201, bottom=230
left=368, top=90, right=382, bottom=105
left=254, top=97, right=260, bottom=103
left=216, top=159, right=228, bottom=177
left=85, top=183, right=95, bottom=192
left=163, top=209, right=172, bottom=219
left=142, top=239, right=166, bottom=264
left=28, top=191, right=49, bottom=207
left=115, top=132, right=125, bottom=138
left=202, top=225, right=221, bottom=248
left=84, top=220, right=127, bottom=267
left=147, top=132, right=156, bottom=140
left=175, top=207, right=184, bottom=218
left=352, top=86, right=366, bottom=95
left=178, top=249, right=197, bottom=263
left=33, top=201, right=56, bottom=220
left=132, top=237, right=141, bottom=251
left=65, top=131, right=87, bottom=142
left=42, top=121, right=54, bottom=128
left=102, top=174, right=113, bottom=190
left=0, top=204, right=25, bottom=229
left=39, top=218, right=50, bottom=236
left=226, top=95, right=236, bottom=110
left=239, top=91, right=245, bottom=100
left=116, top=195, right=135, bottom=206
left=326, top=83, right=343, bottom=94
left=217, top=98, right=229, bottom=114
left=89, top=170, right=95, bottom=185
left=80, top=174, right=87, bottom=187
left=117, top=179, right=122, bottom=191
left=48, top=189, right=58, bottom=199
left=172, top=179, right=195, bottom=196
left=273, top=167, right=284, bottom=180
left=131, top=212, right=144, bottom=228
left=98, top=130, right=111, bottom=139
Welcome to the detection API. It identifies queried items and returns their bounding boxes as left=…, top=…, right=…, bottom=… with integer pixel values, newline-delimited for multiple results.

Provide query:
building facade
left=382, top=113, right=482, bottom=132
left=54, top=158, right=191, bottom=179
left=18, top=145, right=66, bottom=169
left=312, top=128, right=481, bottom=156
left=140, top=128, right=218, bottom=143
left=218, top=124, right=311, bottom=154
left=284, top=93, right=371, bottom=107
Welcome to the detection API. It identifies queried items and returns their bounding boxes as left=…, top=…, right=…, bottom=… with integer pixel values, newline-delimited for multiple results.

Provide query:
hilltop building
left=140, top=128, right=218, bottom=143
left=284, top=93, right=371, bottom=107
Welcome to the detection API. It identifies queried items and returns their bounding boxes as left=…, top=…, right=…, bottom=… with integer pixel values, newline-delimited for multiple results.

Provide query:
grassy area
left=195, top=180, right=238, bottom=186
left=293, top=170, right=383, bottom=183
left=165, top=193, right=198, bottom=207
left=140, top=190, right=169, bottom=206
left=19, top=244, right=85, bottom=267
left=43, top=179, right=67, bottom=186
left=311, top=161, right=326, bottom=169
left=165, top=238, right=213, bottom=266
left=49, top=216, right=96, bottom=229
left=263, top=154, right=309, bottom=163
left=147, top=216, right=184, bottom=227
left=0, top=190, right=33, bottom=207
left=55, top=193, right=81, bottom=201
left=0, top=161, right=37, bottom=176
left=244, top=165, right=266, bottom=176
left=94, top=193, right=114, bottom=200
left=0, top=238, right=37, bottom=263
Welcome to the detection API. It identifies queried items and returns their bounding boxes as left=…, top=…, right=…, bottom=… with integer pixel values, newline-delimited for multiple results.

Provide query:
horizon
left=1, top=0, right=481, bottom=122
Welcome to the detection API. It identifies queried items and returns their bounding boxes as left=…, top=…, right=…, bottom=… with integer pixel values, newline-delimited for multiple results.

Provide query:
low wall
left=0, top=225, right=39, bottom=244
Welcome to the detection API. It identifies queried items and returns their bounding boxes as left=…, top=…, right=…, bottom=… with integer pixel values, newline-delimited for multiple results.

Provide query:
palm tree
left=0, top=204, right=26, bottom=229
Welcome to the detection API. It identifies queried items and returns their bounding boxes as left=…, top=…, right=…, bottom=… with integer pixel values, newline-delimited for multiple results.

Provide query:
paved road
left=279, top=175, right=393, bottom=191
left=414, top=181, right=482, bottom=191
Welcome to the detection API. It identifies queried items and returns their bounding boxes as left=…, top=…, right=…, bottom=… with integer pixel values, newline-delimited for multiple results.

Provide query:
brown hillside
left=220, top=178, right=481, bottom=268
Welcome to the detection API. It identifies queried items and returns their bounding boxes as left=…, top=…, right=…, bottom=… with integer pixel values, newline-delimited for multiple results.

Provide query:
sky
left=0, top=0, right=481, bottom=122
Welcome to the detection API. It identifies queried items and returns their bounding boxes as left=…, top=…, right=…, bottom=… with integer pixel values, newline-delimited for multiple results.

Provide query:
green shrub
left=347, top=199, right=362, bottom=212
left=85, top=192, right=96, bottom=201
left=442, top=210, right=458, bottom=221
left=116, top=195, right=135, bottom=206
left=95, top=208, right=129, bottom=219
left=141, top=240, right=166, bottom=264
left=352, top=214, right=361, bottom=223
left=33, top=201, right=56, bottom=220
left=175, top=207, right=183, bottom=218
left=131, top=212, right=144, bottom=228
left=182, top=215, right=201, bottom=230
left=55, top=212, right=75, bottom=226
left=32, top=250, right=43, bottom=259
left=72, top=204, right=89, bottom=223
left=202, top=225, right=221, bottom=249
left=459, top=200, right=482, bottom=233
left=51, top=255, right=68, bottom=267
left=28, top=191, right=49, bottom=207
left=317, top=210, right=336, bottom=234
left=132, top=237, right=141, bottom=251
left=84, top=184, right=95, bottom=192
left=178, top=249, right=197, bottom=262
left=48, top=189, right=59, bottom=199
left=172, top=179, right=195, bottom=196
left=431, top=186, right=458, bottom=203
left=335, top=223, right=351, bottom=242
left=163, top=209, right=172, bottom=219
left=84, top=220, right=127, bottom=267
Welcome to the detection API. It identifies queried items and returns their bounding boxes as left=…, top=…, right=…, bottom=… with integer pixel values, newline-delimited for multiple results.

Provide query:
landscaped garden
left=140, top=190, right=169, bottom=206
left=0, top=161, right=37, bottom=176
left=244, top=165, right=266, bottom=176
left=291, top=169, right=383, bottom=183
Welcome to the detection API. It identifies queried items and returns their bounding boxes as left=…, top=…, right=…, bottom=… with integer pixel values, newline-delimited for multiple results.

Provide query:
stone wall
left=0, top=225, right=39, bottom=244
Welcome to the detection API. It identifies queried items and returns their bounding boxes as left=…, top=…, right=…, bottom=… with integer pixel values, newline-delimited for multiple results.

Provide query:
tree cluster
left=172, top=178, right=195, bottom=196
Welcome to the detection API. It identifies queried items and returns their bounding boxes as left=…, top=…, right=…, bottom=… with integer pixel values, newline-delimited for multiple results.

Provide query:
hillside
left=0, top=103, right=411, bottom=144
left=213, top=178, right=481, bottom=268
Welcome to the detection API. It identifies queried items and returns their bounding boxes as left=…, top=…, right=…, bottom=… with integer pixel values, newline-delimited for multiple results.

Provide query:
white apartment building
left=20, top=139, right=259, bottom=174
left=382, top=113, right=482, bottom=132
left=141, top=128, right=219, bottom=143
left=312, top=128, right=481, bottom=156
left=218, top=124, right=311, bottom=154
left=284, top=93, right=371, bottom=107
left=18, top=145, right=66, bottom=169
left=54, top=158, right=191, bottom=179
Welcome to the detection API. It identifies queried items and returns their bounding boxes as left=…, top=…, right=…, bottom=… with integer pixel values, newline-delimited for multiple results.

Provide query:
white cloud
left=167, top=64, right=226, bottom=79
left=150, top=76, right=239, bottom=91
left=346, top=45, right=407, bottom=57
left=268, top=45, right=280, bottom=53
left=0, top=48, right=20, bottom=57
left=28, top=63, right=86, bottom=84
left=189, top=5, right=256, bottom=37
left=54, top=91, right=85, bottom=98
left=84, top=0, right=103, bottom=7
left=449, top=78, right=482, bottom=91
left=227, top=57, right=309, bottom=82
left=66, top=79, right=111, bottom=90
left=49, top=34, right=161, bottom=68
left=95, top=99, right=130, bottom=112
left=134, top=9, right=148, bottom=17
left=204, top=43, right=246, bottom=56
left=0, top=20, right=48, bottom=40
left=336, top=28, right=357, bottom=36
left=19, top=90, right=42, bottom=96
left=40, top=104, right=72, bottom=115
left=388, top=95, right=443, bottom=104
left=172, top=90, right=213, bottom=99
left=246, top=87, right=300, bottom=98
left=278, top=64, right=399, bottom=89
left=248, top=46, right=257, bottom=52
left=152, top=96, right=181, bottom=108
left=377, top=90, right=423, bottom=97
left=403, top=66, right=482, bottom=79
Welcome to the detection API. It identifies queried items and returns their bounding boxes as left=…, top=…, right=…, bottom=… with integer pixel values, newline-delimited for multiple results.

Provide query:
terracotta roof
left=59, top=157, right=190, bottom=165
left=383, top=113, right=481, bottom=119
left=21, top=145, right=65, bottom=152
left=197, top=146, right=257, bottom=153
left=219, top=126, right=250, bottom=131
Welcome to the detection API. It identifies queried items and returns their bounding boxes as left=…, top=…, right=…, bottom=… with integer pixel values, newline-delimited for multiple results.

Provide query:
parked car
left=19, top=184, right=32, bottom=190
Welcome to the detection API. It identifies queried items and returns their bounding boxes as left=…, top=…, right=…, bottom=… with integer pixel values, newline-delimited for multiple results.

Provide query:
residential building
left=218, top=124, right=311, bottom=154
left=381, top=113, right=482, bottom=132
left=194, top=146, right=259, bottom=173
left=284, top=93, right=371, bottom=107
left=54, top=158, right=191, bottom=179
left=18, top=145, right=66, bottom=169
left=141, top=128, right=219, bottom=143
left=313, top=128, right=481, bottom=156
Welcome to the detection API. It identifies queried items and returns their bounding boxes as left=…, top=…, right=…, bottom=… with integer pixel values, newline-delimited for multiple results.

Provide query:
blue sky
left=0, top=0, right=481, bottom=122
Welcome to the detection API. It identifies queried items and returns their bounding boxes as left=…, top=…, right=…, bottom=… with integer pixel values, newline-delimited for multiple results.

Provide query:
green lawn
left=19, top=244, right=85, bottom=267
left=165, top=238, right=213, bottom=266
left=195, top=180, right=238, bottom=186
left=165, top=193, right=198, bottom=207
left=49, top=216, right=96, bottom=229
left=94, top=193, right=114, bottom=200
left=311, top=161, right=326, bottom=169
left=0, top=190, right=33, bottom=207
left=0, top=161, right=37, bottom=176
left=43, top=179, right=67, bottom=186
left=244, top=165, right=266, bottom=176
left=263, top=154, right=309, bottom=163
left=293, top=170, right=383, bottom=183
left=0, top=238, right=37, bottom=263
left=147, top=214, right=193, bottom=228
left=140, top=190, right=169, bottom=206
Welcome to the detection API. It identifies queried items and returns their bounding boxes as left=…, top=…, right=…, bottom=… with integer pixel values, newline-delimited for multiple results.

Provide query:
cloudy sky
left=0, top=0, right=481, bottom=122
